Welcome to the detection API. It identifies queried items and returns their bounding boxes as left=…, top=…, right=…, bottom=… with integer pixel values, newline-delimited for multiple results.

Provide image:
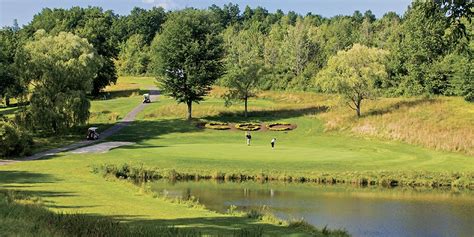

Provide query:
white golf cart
left=86, top=127, right=100, bottom=140
left=143, top=93, right=151, bottom=103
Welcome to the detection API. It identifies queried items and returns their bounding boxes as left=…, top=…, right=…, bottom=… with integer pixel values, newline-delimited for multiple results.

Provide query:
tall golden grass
left=318, top=96, right=474, bottom=155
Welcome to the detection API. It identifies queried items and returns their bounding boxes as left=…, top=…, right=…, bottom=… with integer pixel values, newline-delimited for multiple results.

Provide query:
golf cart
left=143, top=93, right=151, bottom=103
left=86, top=127, right=99, bottom=140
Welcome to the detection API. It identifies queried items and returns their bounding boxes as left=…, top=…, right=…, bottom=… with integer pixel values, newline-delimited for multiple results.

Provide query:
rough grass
left=318, top=96, right=474, bottom=155
left=0, top=190, right=207, bottom=237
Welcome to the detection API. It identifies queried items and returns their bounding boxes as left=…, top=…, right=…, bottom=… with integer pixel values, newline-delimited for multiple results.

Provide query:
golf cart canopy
left=88, top=127, right=98, bottom=131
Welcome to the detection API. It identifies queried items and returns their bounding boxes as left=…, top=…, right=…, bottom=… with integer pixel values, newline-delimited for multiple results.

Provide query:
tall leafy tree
left=390, top=1, right=448, bottom=95
left=112, top=7, right=167, bottom=44
left=209, top=3, right=240, bottom=28
left=17, top=31, right=101, bottom=132
left=151, top=9, right=224, bottom=120
left=24, top=7, right=118, bottom=95
left=116, top=34, right=149, bottom=75
left=315, top=44, right=388, bottom=117
left=0, top=27, right=23, bottom=106
left=221, top=23, right=265, bottom=117
left=435, top=0, right=473, bottom=40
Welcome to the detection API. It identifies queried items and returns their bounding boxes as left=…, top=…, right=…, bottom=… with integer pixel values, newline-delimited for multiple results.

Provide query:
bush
left=235, top=123, right=261, bottom=131
left=266, top=122, right=293, bottom=131
left=0, top=121, right=33, bottom=157
left=205, top=122, right=230, bottom=130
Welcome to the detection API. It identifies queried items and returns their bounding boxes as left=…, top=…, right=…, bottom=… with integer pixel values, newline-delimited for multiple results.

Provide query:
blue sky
left=0, top=0, right=412, bottom=27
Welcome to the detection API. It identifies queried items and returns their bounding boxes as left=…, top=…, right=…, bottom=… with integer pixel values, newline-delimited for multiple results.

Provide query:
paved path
left=0, top=88, right=159, bottom=166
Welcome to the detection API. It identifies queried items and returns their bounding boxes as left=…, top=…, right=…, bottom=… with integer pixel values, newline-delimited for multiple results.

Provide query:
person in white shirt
left=271, top=138, right=276, bottom=149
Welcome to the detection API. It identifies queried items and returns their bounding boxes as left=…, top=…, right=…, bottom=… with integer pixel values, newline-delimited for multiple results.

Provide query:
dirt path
left=0, top=88, right=159, bottom=166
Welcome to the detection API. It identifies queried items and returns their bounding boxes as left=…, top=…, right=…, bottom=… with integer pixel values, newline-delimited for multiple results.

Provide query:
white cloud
left=142, top=0, right=179, bottom=10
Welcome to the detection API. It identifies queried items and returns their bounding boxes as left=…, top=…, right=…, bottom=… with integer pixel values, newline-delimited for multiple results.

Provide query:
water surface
left=150, top=181, right=474, bottom=237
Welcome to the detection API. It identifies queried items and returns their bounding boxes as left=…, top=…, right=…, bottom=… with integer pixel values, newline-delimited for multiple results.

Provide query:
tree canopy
left=24, top=7, right=118, bottom=95
left=150, top=9, right=224, bottom=120
left=315, top=44, right=389, bottom=117
left=17, top=31, right=101, bottom=132
left=221, top=23, right=266, bottom=117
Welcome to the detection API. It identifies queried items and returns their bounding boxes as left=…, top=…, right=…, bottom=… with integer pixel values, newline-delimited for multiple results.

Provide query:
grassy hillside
left=144, top=86, right=474, bottom=155
left=1, top=77, right=472, bottom=236
left=319, top=96, right=474, bottom=155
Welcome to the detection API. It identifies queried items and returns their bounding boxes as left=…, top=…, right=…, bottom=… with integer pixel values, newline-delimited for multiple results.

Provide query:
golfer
left=271, top=138, right=276, bottom=149
left=246, top=132, right=252, bottom=146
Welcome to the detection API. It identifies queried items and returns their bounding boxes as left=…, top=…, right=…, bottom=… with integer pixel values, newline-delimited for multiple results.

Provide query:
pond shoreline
left=92, top=163, right=474, bottom=190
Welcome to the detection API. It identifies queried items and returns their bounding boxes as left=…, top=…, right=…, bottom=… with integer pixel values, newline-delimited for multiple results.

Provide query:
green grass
left=0, top=160, right=322, bottom=236
left=2, top=76, right=158, bottom=156
left=1, top=77, right=472, bottom=236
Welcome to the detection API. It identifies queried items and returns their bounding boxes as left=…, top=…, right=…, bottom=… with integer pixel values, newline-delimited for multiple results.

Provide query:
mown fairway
left=1, top=77, right=473, bottom=236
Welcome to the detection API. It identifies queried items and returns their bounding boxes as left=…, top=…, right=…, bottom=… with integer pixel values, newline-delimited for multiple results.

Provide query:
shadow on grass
left=122, top=216, right=298, bottom=236
left=0, top=170, right=58, bottom=185
left=105, top=106, right=327, bottom=145
left=203, top=105, right=329, bottom=123
left=363, top=98, right=436, bottom=118
left=108, top=119, right=203, bottom=144
left=95, top=89, right=150, bottom=100
left=0, top=170, right=78, bottom=204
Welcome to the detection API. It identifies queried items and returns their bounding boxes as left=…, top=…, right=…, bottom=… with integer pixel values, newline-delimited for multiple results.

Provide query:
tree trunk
left=187, top=101, right=192, bottom=120
left=244, top=97, right=248, bottom=118
left=356, top=99, right=362, bottom=117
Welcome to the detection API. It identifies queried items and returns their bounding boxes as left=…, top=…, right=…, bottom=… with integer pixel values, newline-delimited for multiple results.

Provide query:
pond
left=150, top=180, right=474, bottom=237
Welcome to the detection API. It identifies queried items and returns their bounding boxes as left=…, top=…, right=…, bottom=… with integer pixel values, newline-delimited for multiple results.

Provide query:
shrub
left=205, top=122, right=230, bottom=130
left=235, top=123, right=261, bottom=131
left=266, top=122, right=293, bottom=131
left=0, top=121, right=33, bottom=157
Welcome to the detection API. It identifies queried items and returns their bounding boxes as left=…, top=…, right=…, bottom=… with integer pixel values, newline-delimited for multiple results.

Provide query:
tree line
left=0, top=1, right=472, bottom=156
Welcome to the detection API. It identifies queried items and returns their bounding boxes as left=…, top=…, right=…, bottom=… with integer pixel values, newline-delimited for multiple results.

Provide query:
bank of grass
left=1, top=190, right=261, bottom=237
left=0, top=156, right=323, bottom=236
left=92, top=166, right=349, bottom=236
left=94, top=163, right=474, bottom=189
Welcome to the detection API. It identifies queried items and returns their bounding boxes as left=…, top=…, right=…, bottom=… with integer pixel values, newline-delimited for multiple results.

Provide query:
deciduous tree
left=17, top=31, right=101, bottom=132
left=151, top=10, right=224, bottom=120
left=221, top=23, right=265, bottom=117
left=315, top=44, right=388, bottom=117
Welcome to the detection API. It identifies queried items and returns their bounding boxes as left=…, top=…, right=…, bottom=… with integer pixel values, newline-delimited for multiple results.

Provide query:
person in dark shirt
left=246, top=132, right=252, bottom=146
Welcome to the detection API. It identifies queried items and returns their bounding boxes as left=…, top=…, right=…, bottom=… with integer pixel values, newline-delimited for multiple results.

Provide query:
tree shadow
left=94, top=89, right=150, bottom=100
left=122, top=216, right=304, bottom=236
left=362, top=98, right=436, bottom=118
left=107, top=119, right=204, bottom=144
left=0, top=170, right=58, bottom=185
left=203, top=106, right=329, bottom=123
left=0, top=170, right=77, bottom=202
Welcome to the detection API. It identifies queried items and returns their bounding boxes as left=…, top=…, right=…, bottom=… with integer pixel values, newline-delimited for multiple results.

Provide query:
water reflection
left=151, top=181, right=474, bottom=237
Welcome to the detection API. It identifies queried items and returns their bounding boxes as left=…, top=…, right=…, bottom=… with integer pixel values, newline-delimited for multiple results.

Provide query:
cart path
left=0, top=88, right=159, bottom=166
